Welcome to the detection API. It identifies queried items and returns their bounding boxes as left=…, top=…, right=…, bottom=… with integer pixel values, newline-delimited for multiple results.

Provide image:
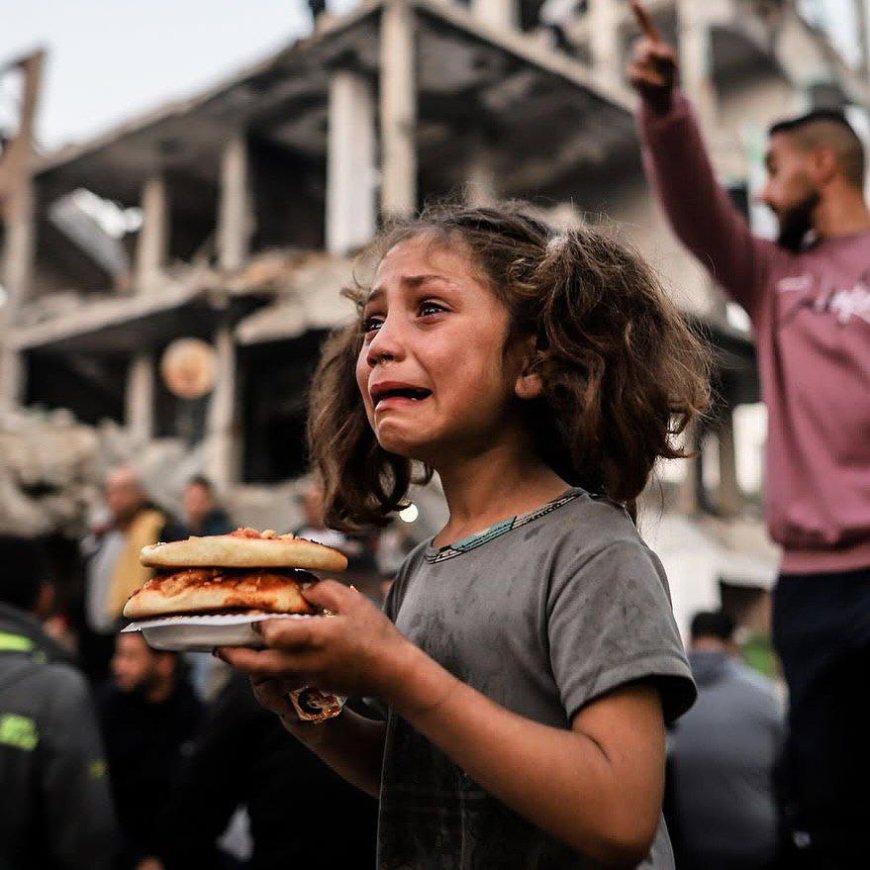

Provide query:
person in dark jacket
left=0, top=535, right=117, bottom=870
left=161, top=474, right=235, bottom=700
left=98, top=632, right=203, bottom=869
left=159, top=672, right=378, bottom=869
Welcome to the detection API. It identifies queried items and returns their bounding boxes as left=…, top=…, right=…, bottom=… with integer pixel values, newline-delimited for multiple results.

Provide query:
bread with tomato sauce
left=123, top=528, right=347, bottom=620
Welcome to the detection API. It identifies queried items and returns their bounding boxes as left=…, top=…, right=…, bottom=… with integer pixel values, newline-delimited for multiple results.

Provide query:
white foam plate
left=122, top=611, right=311, bottom=652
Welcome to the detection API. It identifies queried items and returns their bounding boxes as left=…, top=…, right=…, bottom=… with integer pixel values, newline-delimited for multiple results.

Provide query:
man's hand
left=627, top=1, right=678, bottom=115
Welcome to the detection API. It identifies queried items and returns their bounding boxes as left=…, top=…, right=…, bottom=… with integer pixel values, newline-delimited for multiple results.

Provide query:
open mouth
left=371, top=385, right=432, bottom=407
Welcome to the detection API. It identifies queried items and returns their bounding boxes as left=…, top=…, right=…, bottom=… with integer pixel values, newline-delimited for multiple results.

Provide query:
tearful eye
left=362, top=316, right=383, bottom=333
left=419, top=301, right=446, bottom=317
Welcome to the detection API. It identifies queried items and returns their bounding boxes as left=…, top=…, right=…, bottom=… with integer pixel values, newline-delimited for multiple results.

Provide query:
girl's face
left=356, top=235, right=533, bottom=466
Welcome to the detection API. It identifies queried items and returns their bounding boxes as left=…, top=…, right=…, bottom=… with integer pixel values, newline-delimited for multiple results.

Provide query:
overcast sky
left=0, top=0, right=862, bottom=151
left=0, top=0, right=351, bottom=149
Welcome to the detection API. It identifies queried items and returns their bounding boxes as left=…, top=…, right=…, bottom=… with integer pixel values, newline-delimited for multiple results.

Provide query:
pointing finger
left=631, top=1, right=663, bottom=43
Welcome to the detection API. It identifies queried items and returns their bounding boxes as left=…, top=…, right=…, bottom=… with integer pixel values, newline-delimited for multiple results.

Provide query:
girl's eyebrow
left=365, top=274, right=452, bottom=303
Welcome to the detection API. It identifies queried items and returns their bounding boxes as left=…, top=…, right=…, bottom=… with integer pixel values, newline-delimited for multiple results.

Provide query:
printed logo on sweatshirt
left=775, top=274, right=814, bottom=293
left=826, top=282, right=870, bottom=325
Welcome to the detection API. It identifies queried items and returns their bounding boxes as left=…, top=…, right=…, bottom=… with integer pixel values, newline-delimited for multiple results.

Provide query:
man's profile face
left=759, top=133, right=820, bottom=251
left=111, top=633, right=160, bottom=693
left=183, top=483, right=213, bottom=527
left=104, top=469, right=145, bottom=525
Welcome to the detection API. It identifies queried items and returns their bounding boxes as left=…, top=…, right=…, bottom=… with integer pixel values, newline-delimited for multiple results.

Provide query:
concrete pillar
left=0, top=189, right=34, bottom=412
left=0, top=52, right=44, bottom=415
left=472, top=0, right=518, bottom=31
left=589, top=0, right=623, bottom=87
left=856, top=0, right=870, bottom=81
left=0, top=349, right=26, bottom=416
left=217, top=133, right=253, bottom=271
left=466, top=135, right=498, bottom=206
left=134, top=173, right=169, bottom=292
left=126, top=353, right=154, bottom=444
left=676, top=0, right=717, bottom=131
left=205, top=325, right=239, bottom=487
left=717, top=409, right=742, bottom=516
left=327, top=71, right=377, bottom=255
left=380, top=0, right=417, bottom=219
left=676, top=420, right=700, bottom=515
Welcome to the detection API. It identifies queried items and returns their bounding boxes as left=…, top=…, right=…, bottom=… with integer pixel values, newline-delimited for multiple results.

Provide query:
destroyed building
left=1, top=0, right=866, bottom=633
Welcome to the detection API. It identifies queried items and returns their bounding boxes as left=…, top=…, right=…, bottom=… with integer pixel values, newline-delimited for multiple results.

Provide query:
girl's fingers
left=301, top=578, right=357, bottom=612
left=217, top=645, right=312, bottom=677
left=259, top=614, right=325, bottom=648
left=631, top=1, right=663, bottom=43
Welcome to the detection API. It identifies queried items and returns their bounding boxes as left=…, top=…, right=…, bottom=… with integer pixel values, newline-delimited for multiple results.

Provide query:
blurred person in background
left=162, top=475, right=235, bottom=700
left=629, top=3, right=870, bottom=864
left=158, top=671, right=378, bottom=870
left=0, top=535, right=116, bottom=870
left=98, top=632, right=202, bottom=870
left=166, top=475, right=234, bottom=540
left=667, top=611, right=784, bottom=870
left=79, top=466, right=174, bottom=683
left=292, top=481, right=353, bottom=550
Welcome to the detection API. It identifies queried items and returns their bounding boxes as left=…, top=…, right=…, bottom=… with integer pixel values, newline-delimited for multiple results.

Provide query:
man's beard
left=776, top=188, right=821, bottom=252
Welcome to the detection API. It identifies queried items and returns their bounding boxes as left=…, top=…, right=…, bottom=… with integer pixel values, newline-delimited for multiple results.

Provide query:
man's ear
left=811, top=147, right=838, bottom=185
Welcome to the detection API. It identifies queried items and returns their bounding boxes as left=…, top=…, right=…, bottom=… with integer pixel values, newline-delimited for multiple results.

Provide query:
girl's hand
left=217, top=580, right=414, bottom=701
left=248, top=674, right=305, bottom=717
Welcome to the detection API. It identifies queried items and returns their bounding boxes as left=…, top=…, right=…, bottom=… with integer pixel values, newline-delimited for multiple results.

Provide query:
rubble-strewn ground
left=0, top=407, right=304, bottom=537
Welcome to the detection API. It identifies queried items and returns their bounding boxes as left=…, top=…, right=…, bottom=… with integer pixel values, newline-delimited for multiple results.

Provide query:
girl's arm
left=219, top=581, right=665, bottom=867
left=395, top=645, right=665, bottom=867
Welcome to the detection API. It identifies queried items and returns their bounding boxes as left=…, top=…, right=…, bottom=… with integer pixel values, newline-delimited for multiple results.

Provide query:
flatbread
left=123, top=568, right=316, bottom=619
left=140, top=529, right=348, bottom=572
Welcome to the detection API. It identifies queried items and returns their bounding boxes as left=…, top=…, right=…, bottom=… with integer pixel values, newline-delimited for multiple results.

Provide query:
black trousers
left=772, top=567, right=870, bottom=869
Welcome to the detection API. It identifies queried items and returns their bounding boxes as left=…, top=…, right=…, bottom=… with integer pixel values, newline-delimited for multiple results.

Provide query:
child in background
left=219, top=203, right=710, bottom=868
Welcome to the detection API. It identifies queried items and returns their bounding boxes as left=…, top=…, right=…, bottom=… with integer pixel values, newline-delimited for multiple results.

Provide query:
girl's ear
left=515, top=369, right=543, bottom=401
left=513, top=337, right=545, bottom=401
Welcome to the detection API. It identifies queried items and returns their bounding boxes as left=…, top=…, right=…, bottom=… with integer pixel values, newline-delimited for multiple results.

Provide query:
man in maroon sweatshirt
left=628, top=3, right=870, bottom=867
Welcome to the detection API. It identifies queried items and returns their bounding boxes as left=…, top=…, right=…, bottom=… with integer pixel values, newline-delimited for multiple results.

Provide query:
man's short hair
left=769, top=109, right=865, bottom=190
left=690, top=610, right=735, bottom=643
left=0, top=536, right=50, bottom=611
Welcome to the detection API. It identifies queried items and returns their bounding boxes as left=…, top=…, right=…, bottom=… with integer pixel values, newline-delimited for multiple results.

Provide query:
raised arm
left=627, top=1, right=780, bottom=314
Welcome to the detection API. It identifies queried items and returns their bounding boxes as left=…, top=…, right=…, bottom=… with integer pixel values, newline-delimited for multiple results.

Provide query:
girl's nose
left=366, top=318, right=404, bottom=367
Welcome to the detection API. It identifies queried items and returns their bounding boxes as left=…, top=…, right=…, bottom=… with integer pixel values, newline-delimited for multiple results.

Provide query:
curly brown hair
left=308, top=202, right=710, bottom=531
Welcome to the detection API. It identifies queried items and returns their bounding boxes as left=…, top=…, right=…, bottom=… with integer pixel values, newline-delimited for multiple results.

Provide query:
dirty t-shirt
left=379, top=488, right=694, bottom=869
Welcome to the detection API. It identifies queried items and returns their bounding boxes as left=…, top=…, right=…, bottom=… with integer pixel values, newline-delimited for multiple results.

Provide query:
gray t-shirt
left=379, top=488, right=695, bottom=869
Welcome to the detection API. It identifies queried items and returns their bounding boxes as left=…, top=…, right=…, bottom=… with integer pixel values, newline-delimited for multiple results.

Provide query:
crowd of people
left=2, top=2, right=868, bottom=867
left=1, top=470, right=387, bottom=870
